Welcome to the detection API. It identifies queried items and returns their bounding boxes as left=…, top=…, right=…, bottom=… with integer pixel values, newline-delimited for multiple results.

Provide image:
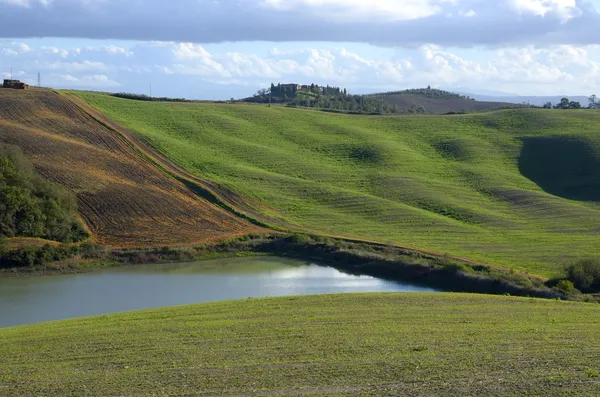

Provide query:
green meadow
left=1, top=293, right=599, bottom=396
left=78, top=92, right=600, bottom=277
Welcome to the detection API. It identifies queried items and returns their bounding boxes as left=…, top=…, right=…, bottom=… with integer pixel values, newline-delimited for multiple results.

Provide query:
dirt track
left=0, top=89, right=262, bottom=247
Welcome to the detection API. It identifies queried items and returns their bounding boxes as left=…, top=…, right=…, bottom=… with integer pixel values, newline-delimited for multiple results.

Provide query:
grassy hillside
left=375, top=92, right=521, bottom=114
left=1, top=293, right=599, bottom=396
left=76, top=92, right=600, bottom=277
left=0, top=89, right=260, bottom=247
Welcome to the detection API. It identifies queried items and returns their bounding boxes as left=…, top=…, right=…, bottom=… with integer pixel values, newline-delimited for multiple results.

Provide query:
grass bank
left=1, top=293, right=599, bottom=396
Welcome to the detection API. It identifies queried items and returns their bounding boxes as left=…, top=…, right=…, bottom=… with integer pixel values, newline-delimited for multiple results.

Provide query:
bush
left=286, top=233, right=315, bottom=245
left=556, top=279, right=576, bottom=293
left=565, top=259, right=600, bottom=292
left=0, top=244, right=82, bottom=269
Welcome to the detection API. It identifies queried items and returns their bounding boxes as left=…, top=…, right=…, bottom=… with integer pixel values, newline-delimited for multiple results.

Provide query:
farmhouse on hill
left=2, top=79, right=29, bottom=89
left=280, top=83, right=301, bottom=91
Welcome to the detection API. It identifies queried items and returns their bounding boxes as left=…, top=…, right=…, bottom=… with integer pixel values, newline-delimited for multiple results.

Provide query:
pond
left=0, top=256, right=437, bottom=328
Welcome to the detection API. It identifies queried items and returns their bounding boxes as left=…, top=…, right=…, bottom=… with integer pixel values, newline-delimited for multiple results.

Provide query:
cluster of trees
left=542, top=95, right=600, bottom=110
left=289, top=92, right=400, bottom=114
left=0, top=145, right=88, bottom=243
left=374, top=87, right=474, bottom=100
left=564, top=259, right=600, bottom=293
left=251, top=83, right=400, bottom=114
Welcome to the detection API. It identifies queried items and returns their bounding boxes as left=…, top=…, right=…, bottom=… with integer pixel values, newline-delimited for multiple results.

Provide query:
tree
left=589, top=94, right=598, bottom=109
left=543, top=101, right=553, bottom=109
left=554, top=97, right=572, bottom=109
left=569, top=101, right=582, bottom=109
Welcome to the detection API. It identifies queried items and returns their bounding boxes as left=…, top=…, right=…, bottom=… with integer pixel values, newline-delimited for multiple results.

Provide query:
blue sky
left=1, top=0, right=600, bottom=99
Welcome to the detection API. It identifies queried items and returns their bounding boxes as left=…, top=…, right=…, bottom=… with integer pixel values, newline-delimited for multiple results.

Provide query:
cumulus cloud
left=2, top=39, right=600, bottom=97
left=0, top=0, right=598, bottom=46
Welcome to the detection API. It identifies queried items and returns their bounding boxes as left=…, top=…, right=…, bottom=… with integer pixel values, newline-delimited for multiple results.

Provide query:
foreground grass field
left=77, top=92, right=600, bottom=277
left=1, top=293, right=599, bottom=396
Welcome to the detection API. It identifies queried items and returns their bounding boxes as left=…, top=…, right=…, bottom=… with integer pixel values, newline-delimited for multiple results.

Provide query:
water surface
left=0, top=256, right=437, bottom=328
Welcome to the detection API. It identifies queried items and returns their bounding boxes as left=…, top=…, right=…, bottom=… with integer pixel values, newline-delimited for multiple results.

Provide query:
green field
left=1, top=293, right=599, bottom=396
left=77, top=92, right=600, bottom=277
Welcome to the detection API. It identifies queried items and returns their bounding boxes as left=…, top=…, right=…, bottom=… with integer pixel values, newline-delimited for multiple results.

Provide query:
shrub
left=556, top=279, right=575, bottom=293
left=565, top=259, right=600, bottom=292
left=286, top=233, right=314, bottom=245
left=442, top=262, right=472, bottom=274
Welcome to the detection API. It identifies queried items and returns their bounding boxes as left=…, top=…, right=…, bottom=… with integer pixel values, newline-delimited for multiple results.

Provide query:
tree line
left=111, top=93, right=191, bottom=102
left=0, top=145, right=88, bottom=244
left=541, top=95, right=600, bottom=110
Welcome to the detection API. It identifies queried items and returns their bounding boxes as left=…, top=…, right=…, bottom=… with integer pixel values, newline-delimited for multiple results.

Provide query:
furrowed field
left=0, top=90, right=261, bottom=247
left=78, top=92, right=600, bottom=277
left=1, top=293, right=599, bottom=396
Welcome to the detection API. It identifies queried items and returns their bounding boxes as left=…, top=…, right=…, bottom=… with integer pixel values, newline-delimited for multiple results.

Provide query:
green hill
left=372, top=88, right=522, bottom=114
left=1, top=293, right=599, bottom=396
left=76, top=92, right=600, bottom=277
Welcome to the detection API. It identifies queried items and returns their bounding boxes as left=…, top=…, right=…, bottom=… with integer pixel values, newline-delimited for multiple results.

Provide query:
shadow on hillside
left=519, top=136, right=600, bottom=202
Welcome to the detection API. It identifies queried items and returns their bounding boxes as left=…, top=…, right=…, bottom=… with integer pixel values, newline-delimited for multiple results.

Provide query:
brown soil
left=0, top=89, right=263, bottom=248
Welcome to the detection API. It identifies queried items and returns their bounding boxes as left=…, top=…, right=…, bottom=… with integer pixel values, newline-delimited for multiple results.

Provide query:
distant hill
left=371, top=88, right=523, bottom=114
left=465, top=93, right=590, bottom=107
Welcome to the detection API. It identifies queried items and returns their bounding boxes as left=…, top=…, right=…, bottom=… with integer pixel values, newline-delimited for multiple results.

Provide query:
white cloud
left=2, top=39, right=600, bottom=97
left=57, top=73, right=120, bottom=87
left=511, top=0, right=579, bottom=21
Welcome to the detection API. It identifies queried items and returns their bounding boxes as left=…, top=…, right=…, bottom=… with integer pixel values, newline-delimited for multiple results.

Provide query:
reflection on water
left=0, top=256, right=436, bottom=328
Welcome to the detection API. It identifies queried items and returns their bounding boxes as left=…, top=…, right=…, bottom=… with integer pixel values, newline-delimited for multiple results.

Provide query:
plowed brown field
left=0, top=89, right=261, bottom=247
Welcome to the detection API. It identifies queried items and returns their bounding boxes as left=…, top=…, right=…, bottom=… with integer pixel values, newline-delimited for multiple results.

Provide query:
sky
left=1, top=0, right=600, bottom=99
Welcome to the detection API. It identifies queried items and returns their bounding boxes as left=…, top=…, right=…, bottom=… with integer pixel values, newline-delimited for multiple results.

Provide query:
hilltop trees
left=250, top=83, right=398, bottom=114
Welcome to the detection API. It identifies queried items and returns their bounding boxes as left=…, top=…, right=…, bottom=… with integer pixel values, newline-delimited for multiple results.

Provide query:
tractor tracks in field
left=64, top=93, right=292, bottom=232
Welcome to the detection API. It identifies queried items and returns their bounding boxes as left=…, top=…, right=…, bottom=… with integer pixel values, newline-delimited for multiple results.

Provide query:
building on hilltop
left=2, top=79, right=29, bottom=89
left=280, top=83, right=301, bottom=91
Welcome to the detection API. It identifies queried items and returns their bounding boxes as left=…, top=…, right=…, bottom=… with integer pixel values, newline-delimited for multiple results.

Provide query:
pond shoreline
left=1, top=234, right=574, bottom=301
left=1, top=257, right=435, bottom=328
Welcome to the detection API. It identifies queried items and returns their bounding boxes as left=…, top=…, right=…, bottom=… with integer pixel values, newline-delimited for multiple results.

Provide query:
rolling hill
left=2, top=293, right=599, bottom=396
left=0, top=89, right=261, bottom=247
left=372, top=90, right=521, bottom=114
left=76, top=92, right=600, bottom=277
